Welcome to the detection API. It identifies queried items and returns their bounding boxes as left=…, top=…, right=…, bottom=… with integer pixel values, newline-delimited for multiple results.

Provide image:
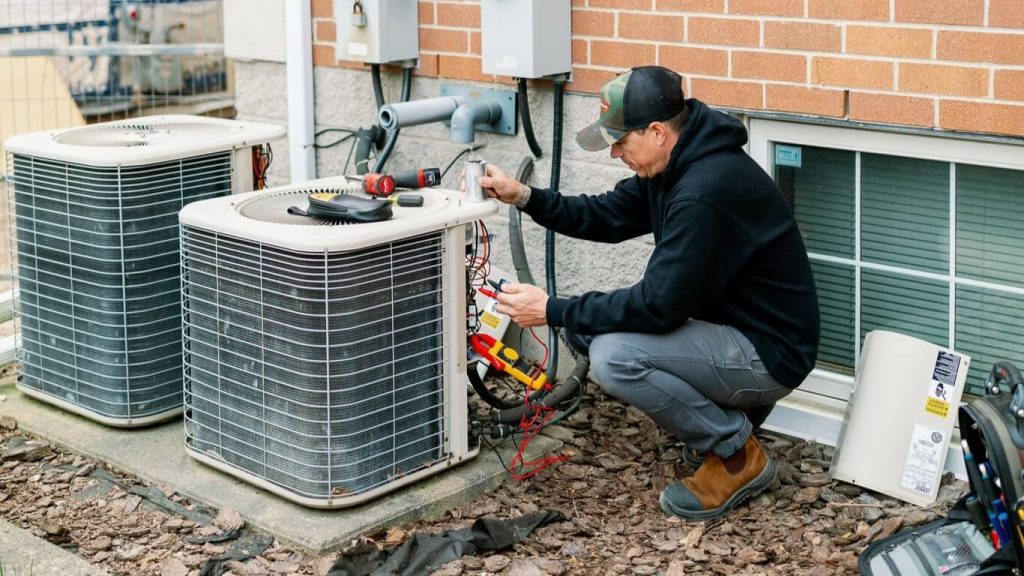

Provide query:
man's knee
left=589, top=334, right=645, bottom=397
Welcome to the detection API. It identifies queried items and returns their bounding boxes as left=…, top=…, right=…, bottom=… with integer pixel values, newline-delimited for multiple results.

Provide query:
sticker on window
left=775, top=144, right=802, bottom=168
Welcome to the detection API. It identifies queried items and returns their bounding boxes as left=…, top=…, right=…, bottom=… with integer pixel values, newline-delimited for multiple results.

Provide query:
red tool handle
left=470, top=333, right=505, bottom=371
left=362, top=173, right=396, bottom=196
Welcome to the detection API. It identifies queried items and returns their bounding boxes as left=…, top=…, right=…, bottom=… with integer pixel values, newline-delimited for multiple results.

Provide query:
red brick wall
left=311, top=0, right=1024, bottom=137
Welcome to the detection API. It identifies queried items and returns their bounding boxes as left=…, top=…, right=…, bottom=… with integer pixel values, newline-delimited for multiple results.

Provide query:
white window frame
left=747, top=118, right=1024, bottom=455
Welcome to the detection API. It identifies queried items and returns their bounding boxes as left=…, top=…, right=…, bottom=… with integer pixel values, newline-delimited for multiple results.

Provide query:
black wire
left=480, top=433, right=514, bottom=476
left=441, top=147, right=472, bottom=179
left=315, top=127, right=355, bottom=137
left=342, top=135, right=359, bottom=175
left=314, top=133, right=354, bottom=149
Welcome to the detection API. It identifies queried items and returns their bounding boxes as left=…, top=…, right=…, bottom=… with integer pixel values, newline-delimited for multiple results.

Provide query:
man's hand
left=460, top=163, right=529, bottom=205
left=494, top=282, right=548, bottom=328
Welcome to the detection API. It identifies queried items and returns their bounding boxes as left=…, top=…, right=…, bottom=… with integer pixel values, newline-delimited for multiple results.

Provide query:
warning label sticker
left=926, top=351, right=961, bottom=418
left=932, top=351, right=960, bottom=388
left=480, top=311, right=500, bottom=329
left=925, top=397, right=950, bottom=418
left=901, top=424, right=944, bottom=495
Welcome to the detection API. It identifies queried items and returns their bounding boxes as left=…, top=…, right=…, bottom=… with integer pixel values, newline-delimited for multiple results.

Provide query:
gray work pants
left=588, top=320, right=791, bottom=459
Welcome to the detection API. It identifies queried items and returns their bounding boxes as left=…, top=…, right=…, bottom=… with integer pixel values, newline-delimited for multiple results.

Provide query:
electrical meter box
left=333, top=0, right=418, bottom=64
left=481, top=0, right=571, bottom=79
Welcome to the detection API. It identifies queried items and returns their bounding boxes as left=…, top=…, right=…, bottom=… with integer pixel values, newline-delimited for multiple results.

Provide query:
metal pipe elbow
left=450, top=100, right=503, bottom=144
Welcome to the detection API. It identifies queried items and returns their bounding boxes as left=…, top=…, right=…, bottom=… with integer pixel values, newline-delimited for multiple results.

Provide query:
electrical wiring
left=313, top=128, right=355, bottom=149
left=342, top=135, right=359, bottom=176
left=468, top=220, right=491, bottom=286
left=315, top=127, right=354, bottom=137
left=528, top=327, right=549, bottom=373
left=441, top=146, right=473, bottom=180
left=507, top=393, right=568, bottom=480
left=251, top=143, right=273, bottom=189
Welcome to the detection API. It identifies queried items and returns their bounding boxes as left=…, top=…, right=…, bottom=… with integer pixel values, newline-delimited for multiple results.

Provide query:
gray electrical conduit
left=544, top=78, right=566, bottom=378
left=493, top=356, right=589, bottom=425
left=371, top=66, right=413, bottom=173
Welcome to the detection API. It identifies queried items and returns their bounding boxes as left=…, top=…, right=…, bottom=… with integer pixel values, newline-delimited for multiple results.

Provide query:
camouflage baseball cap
left=575, top=66, right=686, bottom=151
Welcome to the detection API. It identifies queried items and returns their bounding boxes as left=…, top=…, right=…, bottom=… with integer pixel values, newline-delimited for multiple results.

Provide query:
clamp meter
left=470, top=333, right=548, bottom=390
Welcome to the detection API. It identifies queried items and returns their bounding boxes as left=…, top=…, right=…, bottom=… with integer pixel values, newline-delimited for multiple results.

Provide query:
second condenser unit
left=4, top=115, right=285, bottom=426
left=178, top=179, right=496, bottom=507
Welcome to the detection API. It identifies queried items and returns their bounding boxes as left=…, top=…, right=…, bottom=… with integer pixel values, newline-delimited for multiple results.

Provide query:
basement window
left=749, top=120, right=1024, bottom=398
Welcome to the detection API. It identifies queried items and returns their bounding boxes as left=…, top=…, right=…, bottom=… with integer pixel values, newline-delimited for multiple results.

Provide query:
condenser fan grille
left=180, top=226, right=450, bottom=500
left=54, top=122, right=238, bottom=148
left=10, top=152, right=234, bottom=422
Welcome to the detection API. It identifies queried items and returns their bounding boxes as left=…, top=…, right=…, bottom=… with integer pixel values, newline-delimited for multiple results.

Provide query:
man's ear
left=650, top=122, right=669, bottom=146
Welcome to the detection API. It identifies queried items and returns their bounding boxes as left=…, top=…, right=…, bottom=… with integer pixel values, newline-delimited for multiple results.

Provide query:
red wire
left=508, top=385, right=567, bottom=480
left=532, top=327, right=548, bottom=366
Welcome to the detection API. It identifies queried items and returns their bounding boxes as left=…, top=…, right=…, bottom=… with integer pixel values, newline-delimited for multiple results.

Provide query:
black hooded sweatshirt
left=522, top=99, right=820, bottom=388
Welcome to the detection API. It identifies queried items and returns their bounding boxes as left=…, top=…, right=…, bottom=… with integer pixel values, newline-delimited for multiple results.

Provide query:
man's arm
left=547, top=199, right=751, bottom=334
left=479, top=164, right=651, bottom=243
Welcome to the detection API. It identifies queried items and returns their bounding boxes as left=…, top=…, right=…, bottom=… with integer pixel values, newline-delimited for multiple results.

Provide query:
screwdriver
left=388, top=194, right=424, bottom=207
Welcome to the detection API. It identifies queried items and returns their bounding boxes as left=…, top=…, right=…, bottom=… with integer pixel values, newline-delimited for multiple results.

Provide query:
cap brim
left=575, top=120, right=626, bottom=152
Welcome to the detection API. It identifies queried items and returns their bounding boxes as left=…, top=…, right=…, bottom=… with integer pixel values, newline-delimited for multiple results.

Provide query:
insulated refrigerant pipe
left=378, top=95, right=469, bottom=131
left=450, top=100, right=503, bottom=144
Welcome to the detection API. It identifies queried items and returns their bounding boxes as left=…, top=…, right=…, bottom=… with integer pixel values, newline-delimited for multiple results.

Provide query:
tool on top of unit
left=348, top=167, right=442, bottom=198
left=393, top=167, right=441, bottom=189
left=287, top=190, right=392, bottom=222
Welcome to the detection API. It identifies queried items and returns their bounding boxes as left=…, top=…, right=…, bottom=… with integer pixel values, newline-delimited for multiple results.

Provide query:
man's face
left=610, top=125, right=668, bottom=178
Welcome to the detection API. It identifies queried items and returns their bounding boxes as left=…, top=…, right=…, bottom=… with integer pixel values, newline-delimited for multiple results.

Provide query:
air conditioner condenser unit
left=4, top=115, right=285, bottom=427
left=178, top=179, right=497, bottom=507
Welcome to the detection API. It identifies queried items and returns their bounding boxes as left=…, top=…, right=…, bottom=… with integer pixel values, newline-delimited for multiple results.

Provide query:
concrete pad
left=0, top=519, right=111, bottom=576
left=0, top=383, right=560, bottom=555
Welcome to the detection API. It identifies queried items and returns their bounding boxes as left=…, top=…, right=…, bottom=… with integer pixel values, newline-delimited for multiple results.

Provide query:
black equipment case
left=859, top=362, right=1024, bottom=575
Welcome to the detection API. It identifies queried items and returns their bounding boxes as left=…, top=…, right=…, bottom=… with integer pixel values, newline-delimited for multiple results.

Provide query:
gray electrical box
left=481, top=0, right=571, bottom=79
left=333, top=0, right=418, bottom=64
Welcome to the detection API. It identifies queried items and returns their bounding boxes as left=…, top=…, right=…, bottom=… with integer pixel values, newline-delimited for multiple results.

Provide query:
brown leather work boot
left=659, top=435, right=775, bottom=520
left=679, top=405, right=775, bottom=469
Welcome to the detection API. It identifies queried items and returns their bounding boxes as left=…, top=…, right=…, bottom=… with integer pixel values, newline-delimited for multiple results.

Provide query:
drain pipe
left=284, top=0, right=315, bottom=182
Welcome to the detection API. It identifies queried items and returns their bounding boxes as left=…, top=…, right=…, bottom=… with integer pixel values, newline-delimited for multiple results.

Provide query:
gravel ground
left=0, top=365, right=966, bottom=576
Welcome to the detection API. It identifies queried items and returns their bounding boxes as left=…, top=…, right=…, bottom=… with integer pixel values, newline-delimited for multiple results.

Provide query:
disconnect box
left=333, top=0, right=418, bottom=64
left=481, top=0, right=571, bottom=79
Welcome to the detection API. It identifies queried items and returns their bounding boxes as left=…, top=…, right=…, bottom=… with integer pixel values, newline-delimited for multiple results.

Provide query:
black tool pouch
left=305, top=192, right=392, bottom=222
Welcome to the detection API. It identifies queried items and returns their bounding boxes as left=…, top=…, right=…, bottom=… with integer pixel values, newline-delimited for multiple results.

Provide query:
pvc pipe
left=450, top=100, right=503, bottom=144
left=378, top=95, right=467, bottom=131
left=285, top=0, right=316, bottom=183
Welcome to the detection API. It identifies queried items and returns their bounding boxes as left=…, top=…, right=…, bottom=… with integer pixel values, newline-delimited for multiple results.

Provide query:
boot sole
left=659, top=457, right=777, bottom=521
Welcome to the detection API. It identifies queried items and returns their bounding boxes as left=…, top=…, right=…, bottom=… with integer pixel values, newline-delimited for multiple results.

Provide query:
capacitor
left=464, top=158, right=487, bottom=202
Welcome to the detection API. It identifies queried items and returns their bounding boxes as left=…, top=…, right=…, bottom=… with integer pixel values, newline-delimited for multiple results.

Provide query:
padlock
left=351, top=1, right=367, bottom=26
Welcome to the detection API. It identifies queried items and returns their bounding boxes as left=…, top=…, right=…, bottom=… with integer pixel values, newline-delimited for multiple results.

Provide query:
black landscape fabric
left=328, top=510, right=567, bottom=576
